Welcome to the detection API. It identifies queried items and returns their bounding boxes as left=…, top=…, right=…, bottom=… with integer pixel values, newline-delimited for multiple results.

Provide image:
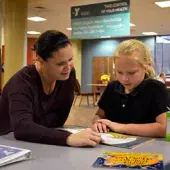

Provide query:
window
left=155, top=36, right=170, bottom=75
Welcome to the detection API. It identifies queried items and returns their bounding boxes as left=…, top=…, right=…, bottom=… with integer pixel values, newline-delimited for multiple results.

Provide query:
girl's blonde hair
left=113, top=39, right=155, bottom=78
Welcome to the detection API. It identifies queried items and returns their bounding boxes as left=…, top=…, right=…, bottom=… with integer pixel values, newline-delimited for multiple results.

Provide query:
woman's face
left=115, top=52, right=146, bottom=93
left=42, top=44, right=74, bottom=81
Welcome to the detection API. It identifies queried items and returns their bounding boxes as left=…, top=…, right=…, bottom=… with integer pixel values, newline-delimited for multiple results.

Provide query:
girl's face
left=115, top=52, right=146, bottom=93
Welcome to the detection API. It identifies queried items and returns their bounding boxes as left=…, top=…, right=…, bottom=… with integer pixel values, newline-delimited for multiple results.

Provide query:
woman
left=0, top=30, right=101, bottom=147
left=93, top=39, right=170, bottom=137
left=157, top=72, right=166, bottom=84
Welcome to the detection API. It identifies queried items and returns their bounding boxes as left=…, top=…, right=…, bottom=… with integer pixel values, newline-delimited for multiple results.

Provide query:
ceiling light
left=155, top=1, right=170, bottom=8
left=67, top=28, right=72, bottom=30
left=27, top=16, right=47, bottom=22
left=27, top=31, right=41, bottom=35
left=142, top=32, right=158, bottom=35
left=130, top=23, right=136, bottom=27
left=100, top=36, right=111, bottom=38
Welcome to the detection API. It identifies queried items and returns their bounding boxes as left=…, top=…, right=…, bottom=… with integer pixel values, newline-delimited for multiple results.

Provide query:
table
left=0, top=133, right=170, bottom=170
left=87, top=84, right=107, bottom=94
left=87, top=84, right=108, bottom=87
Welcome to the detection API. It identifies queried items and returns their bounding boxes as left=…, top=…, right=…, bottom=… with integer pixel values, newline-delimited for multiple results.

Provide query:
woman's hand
left=66, top=128, right=101, bottom=147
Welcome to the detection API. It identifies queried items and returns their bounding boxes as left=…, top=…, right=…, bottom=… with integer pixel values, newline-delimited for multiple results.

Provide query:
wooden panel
left=1, top=45, right=5, bottom=64
left=1, top=45, right=5, bottom=89
left=92, top=57, right=113, bottom=93
left=27, top=38, right=37, bottom=65
left=108, top=57, right=115, bottom=81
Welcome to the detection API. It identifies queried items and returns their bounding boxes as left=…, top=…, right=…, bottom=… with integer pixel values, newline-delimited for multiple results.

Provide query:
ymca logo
left=73, top=8, right=80, bottom=16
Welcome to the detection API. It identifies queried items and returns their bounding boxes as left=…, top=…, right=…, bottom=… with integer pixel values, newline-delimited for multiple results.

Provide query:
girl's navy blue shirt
left=98, top=79, right=170, bottom=124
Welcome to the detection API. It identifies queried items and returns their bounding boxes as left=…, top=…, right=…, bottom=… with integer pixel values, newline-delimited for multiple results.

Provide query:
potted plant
left=100, top=74, right=110, bottom=84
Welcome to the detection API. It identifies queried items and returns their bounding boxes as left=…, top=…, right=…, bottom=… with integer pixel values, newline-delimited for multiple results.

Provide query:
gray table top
left=0, top=133, right=170, bottom=170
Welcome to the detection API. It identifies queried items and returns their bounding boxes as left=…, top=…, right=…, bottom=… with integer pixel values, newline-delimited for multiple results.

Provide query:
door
left=92, top=57, right=114, bottom=93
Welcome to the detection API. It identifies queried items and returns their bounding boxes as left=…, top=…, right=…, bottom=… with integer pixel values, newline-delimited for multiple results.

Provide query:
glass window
left=155, top=36, right=170, bottom=75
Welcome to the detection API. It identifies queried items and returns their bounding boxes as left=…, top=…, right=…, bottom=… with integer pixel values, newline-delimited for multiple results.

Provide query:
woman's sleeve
left=9, top=86, right=71, bottom=146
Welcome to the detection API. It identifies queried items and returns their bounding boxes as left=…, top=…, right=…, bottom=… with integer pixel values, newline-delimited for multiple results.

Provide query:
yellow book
left=93, top=151, right=163, bottom=169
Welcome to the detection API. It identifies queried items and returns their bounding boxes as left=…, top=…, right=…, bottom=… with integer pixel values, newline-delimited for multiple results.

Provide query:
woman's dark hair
left=32, top=30, right=70, bottom=61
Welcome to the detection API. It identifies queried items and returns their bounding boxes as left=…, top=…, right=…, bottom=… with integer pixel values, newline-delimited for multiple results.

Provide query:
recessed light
left=130, top=23, right=136, bottom=27
left=100, top=36, right=111, bottom=38
left=142, top=32, right=158, bottom=35
left=67, top=28, right=72, bottom=30
left=27, top=16, right=47, bottom=22
left=27, top=31, right=41, bottom=35
left=155, top=1, right=170, bottom=8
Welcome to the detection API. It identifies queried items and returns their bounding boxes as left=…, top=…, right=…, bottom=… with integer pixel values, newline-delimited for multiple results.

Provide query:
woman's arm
left=9, top=91, right=72, bottom=146
left=10, top=88, right=101, bottom=147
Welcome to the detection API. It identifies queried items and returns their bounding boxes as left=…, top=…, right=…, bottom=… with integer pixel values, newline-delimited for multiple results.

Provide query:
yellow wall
left=4, top=0, right=27, bottom=86
left=71, top=40, right=82, bottom=84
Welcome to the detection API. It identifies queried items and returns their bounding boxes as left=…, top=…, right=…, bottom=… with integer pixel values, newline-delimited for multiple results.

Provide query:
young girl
left=93, top=39, right=170, bottom=137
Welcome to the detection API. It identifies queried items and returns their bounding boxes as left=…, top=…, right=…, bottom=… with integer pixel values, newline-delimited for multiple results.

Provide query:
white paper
left=100, top=133, right=137, bottom=145
left=58, top=127, right=137, bottom=145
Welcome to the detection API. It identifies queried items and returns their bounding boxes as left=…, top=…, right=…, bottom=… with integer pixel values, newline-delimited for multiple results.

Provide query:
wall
left=82, top=39, right=119, bottom=92
left=81, top=36, right=156, bottom=92
left=70, top=40, right=82, bottom=84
